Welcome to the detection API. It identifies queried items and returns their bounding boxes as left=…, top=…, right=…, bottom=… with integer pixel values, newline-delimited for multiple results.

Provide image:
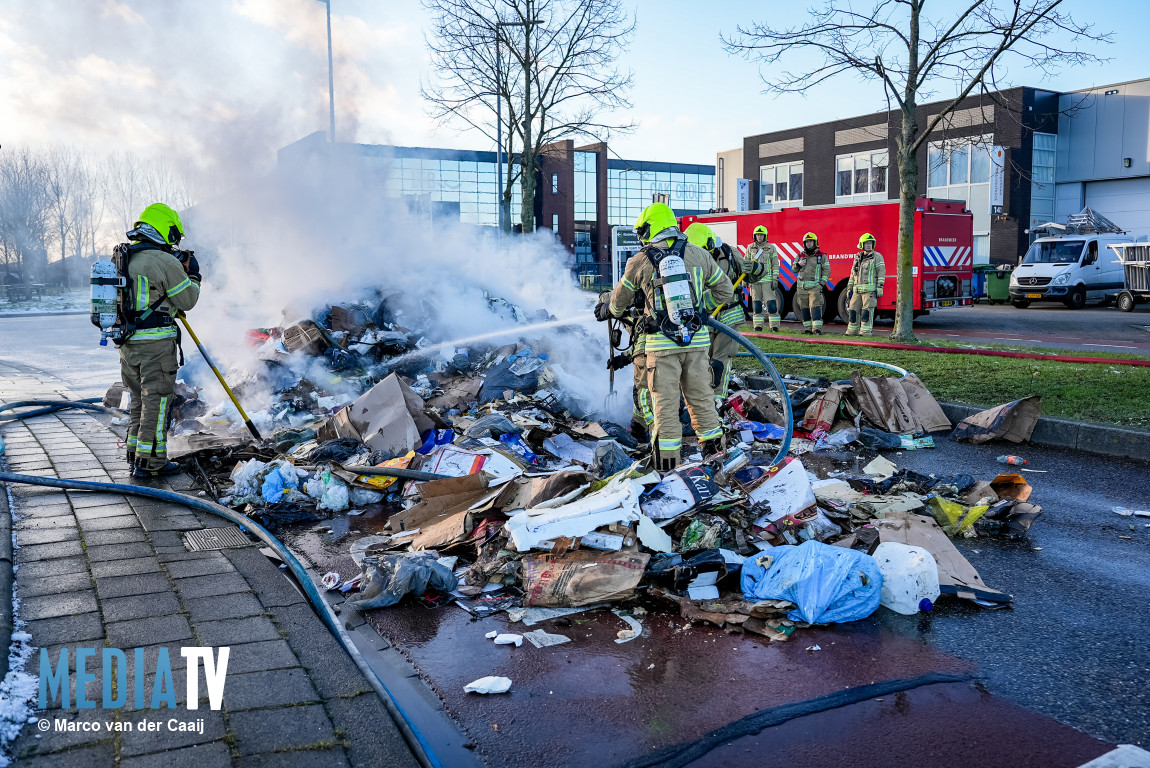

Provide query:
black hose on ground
left=0, top=398, right=119, bottom=422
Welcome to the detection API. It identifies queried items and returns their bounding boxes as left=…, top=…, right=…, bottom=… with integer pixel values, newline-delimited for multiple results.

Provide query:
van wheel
left=1118, top=291, right=1137, bottom=312
left=1065, top=286, right=1087, bottom=309
left=1011, top=299, right=1030, bottom=309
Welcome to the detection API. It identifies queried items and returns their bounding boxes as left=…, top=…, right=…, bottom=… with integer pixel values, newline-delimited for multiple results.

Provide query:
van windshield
left=1023, top=240, right=1085, bottom=264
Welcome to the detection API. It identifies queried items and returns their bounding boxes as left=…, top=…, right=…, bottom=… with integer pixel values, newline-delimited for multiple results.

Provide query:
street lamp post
left=318, top=0, right=336, bottom=142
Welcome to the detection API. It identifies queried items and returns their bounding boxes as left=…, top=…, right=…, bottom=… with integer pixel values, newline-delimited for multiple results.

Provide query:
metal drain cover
left=183, top=526, right=252, bottom=552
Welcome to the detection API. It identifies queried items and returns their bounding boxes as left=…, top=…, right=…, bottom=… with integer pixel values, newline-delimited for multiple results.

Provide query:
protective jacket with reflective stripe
left=847, top=251, right=886, bottom=293
left=122, top=247, right=200, bottom=342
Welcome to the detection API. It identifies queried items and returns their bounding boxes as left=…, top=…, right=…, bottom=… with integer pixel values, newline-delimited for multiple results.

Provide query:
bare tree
left=423, top=0, right=635, bottom=234
left=0, top=148, right=52, bottom=284
left=726, top=0, right=1109, bottom=341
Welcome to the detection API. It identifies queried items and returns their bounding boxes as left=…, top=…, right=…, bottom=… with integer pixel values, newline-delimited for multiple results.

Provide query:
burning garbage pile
left=154, top=291, right=1047, bottom=642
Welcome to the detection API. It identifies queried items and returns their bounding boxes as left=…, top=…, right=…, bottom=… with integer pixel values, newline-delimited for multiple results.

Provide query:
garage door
left=1085, top=178, right=1150, bottom=239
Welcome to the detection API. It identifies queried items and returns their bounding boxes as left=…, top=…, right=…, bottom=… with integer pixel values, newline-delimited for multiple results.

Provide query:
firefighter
left=117, top=203, right=201, bottom=477
left=793, top=232, right=828, bottom=334
left=845, top=233, right=886, bottom=336
left=685, top=223, right=766, bottom=404
left=745, top=225, right=781, bottom=331
left=596, top=204, right=733, bottom=471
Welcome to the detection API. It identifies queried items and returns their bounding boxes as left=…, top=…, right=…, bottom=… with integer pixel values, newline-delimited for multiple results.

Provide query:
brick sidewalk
left=0, top=369, right=420, bottom=768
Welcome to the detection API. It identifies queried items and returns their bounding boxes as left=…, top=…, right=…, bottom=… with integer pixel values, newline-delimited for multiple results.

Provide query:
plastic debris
left=741, top=541, right=883, bottom=625
left=614, top=611, right=643, bottom=643
left=464, top=676, right=512, bottom=694
left=522, top=629, right=572, bottom=648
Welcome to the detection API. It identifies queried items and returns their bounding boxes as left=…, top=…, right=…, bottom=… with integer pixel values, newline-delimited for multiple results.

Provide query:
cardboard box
left=282, top=320, right=327, bottom=356
left=347, top=374, right=434, bottom=456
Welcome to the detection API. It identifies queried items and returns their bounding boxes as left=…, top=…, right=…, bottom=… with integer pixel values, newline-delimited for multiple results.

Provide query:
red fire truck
left=680, top=197, right=974, bottom=323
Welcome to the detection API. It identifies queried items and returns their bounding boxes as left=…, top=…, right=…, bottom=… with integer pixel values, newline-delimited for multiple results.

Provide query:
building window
left=927, top=137, right=993, bottom=263
left=717, top=157, right=725, bottom=208
left=758, top=162, right=803, bottom=208
left=1030, top=132, right=1056, bottom=231
left=551, top=173, right=559, bottom=194
left=835, top=151, right=888, bottom=203
left=552, top=214, right=559, bottom=230
left=574, top=152, right=598, bottom=221
left=385, top=154, right=522, bottom=228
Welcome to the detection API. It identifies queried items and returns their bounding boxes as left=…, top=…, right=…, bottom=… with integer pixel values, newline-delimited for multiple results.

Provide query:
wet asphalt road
left=5, top=315, right=1148, bottom=766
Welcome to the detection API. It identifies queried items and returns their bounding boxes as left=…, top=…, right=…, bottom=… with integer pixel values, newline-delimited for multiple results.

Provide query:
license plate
left=1025, top=293, right=1042, bottom=299
left=939, top=300, right=955, bottom=307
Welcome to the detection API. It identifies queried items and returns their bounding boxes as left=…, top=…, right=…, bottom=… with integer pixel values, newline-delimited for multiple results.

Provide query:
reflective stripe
left=698, top=426, right=723, bottom=441
left=718, top=306, right=744, bottom=326
left=622, top=278, right=637, bottom=291
left=634, top=389, right=654, bottom=426
left=127, top=436, right=138, bottom=448
left=136, top=441, right=154, bottom=454
left=167, top=278, right=193, bottom=297
left=643, top=333, right=709, bottom=352
left=705, top=266, right=724, bottom=287
left=127, top=327, right=177, bottom=341
left=657, top=438, right=682, bottom=451
left=136, top=275, right=150, bottom=311
left=155, top=396, right=169, bottom=453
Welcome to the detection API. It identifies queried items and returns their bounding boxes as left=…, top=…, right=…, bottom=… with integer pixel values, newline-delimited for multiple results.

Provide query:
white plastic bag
left=304, top=470, right=350, bottom=512
left=872, top=542, right=940, bottom=615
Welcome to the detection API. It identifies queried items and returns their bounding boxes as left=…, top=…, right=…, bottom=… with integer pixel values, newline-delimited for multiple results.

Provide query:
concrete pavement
left=0, top=362, right=420, bottom=768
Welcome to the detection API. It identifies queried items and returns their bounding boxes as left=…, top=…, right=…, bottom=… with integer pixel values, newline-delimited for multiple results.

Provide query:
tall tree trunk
left=891, top=108, right=919, bottom=342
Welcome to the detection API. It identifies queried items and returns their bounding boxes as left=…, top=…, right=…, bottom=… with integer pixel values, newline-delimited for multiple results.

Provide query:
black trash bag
left=599, top=421, right=639, bottom=449
left=373, top=331, right=410, bottom=356
left=878, top=468, right=936, bottom=494
left=248, top=503, right=320, bottom=531
left=465, top=413, right=522, bottom=438
left=858, top=425, right=902, bottom=451
left=789, top=386, right=820, bottom=422
left=325, top=347, right=359, bottom=372
left=478, top=358, right=539, bottom=403
left=647, top=549, right=729, bottom=592
left=592, top=440, right=631, bottom=478
left=307, top=438, right=363, bottom=464
left=929, top=474, right=976, bottom=495
left=272, top=427, right=316, bottom=454
left=975, top=499, right=1043, bottom=539
left=348, top=551, right=459, bottom=610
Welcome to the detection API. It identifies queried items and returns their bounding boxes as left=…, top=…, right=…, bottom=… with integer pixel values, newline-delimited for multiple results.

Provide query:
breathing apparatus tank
left=90, top=259, right=125, bottom=346
left=647, top=240, right=701, bottom=345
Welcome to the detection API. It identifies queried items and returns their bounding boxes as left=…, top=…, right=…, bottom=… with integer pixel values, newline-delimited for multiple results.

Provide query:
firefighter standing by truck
left=596, top=203, right=733, bottom=470
left=115, top=204, right=201, bottom=477
left=684, top=222, right=765, bottom=404
left=845, top=233, right=886, bottom=336
left=793, top=232, right=828, bottom=334
left=745, top=225, right=781, bottom=331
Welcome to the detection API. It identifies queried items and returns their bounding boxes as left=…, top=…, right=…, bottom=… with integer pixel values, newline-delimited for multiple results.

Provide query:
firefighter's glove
left=877, top=290, right=883, bottom=299
left=593, top=301, right=613, bottom=322
left=178, top=251, right=202, bottom=284
left=607, top=353, right=633, bottom=371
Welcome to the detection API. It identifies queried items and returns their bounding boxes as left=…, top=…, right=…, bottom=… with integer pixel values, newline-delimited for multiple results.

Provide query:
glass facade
left=379, top=152, right=522, bottom=227
left=574, top=151, right=598, bottom=221
left=1030, top=133, right=1056, bottom=233
left=606, top=160, right=715, bottom=226
left=927, top=137, right=993, bottom=263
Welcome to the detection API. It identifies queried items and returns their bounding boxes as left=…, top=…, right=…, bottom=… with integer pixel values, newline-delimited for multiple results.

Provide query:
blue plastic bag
left=499, top=433, right=538, bottom=465
left=261, top=462, right=299, bottom=504
left=740, top=540, right=882, bottom=624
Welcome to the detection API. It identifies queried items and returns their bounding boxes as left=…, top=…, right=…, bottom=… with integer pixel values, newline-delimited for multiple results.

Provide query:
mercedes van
left=1010, top=233, right=1129, bottom=309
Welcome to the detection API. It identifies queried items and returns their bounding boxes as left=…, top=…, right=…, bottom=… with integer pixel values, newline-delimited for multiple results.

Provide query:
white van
left=1009, top=234, right=1128, bottom=309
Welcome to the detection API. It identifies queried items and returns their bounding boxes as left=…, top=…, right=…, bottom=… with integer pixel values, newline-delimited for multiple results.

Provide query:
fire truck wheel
left=835, top=290, right=849, bottom=325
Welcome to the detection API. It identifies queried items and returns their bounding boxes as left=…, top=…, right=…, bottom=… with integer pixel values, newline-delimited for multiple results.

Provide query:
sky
left=1, top=0, right=1148, bottom=171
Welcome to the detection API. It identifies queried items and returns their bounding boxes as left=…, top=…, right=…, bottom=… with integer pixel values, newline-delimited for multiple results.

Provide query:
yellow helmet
left=753, top=225, right=768, bottom=239
left=858, top=232, right=877, bottom=249
left=684, top=222, right=718, bottom=251
left=132, top=203, right=185, bottom=246
left=634, top=203, right=679, bottom=244
left=802, top=232, right=818, bottom=246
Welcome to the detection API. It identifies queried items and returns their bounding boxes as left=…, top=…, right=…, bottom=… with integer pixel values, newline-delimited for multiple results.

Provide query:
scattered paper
left=863, top=456, right=897, bottom=480
left=636, top=514, right=674, bottom=553
left=485, top=631, right=498, bottom=639
left=1114, top=507, right=1150, bottom=518
left=806, top=644, right=822, bottom=652
left=493, top=633, right=523, bottom=647
left=464, top=676, right=512, bottom=694
left=522, top=629, right=572, bottom=648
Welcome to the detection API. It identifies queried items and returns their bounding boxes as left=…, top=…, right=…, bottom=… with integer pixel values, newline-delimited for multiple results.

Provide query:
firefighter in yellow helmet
left=595, top=205, right=733, bottom=470
left=685, top=223, right=766, bottom=404
left=116, top=203, right=201, bottom=477
left=845, top=233, right=886, bottom=336
left=793, top=232, right=828, bottom=334
left=745, top=225, right=781, bottom=331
